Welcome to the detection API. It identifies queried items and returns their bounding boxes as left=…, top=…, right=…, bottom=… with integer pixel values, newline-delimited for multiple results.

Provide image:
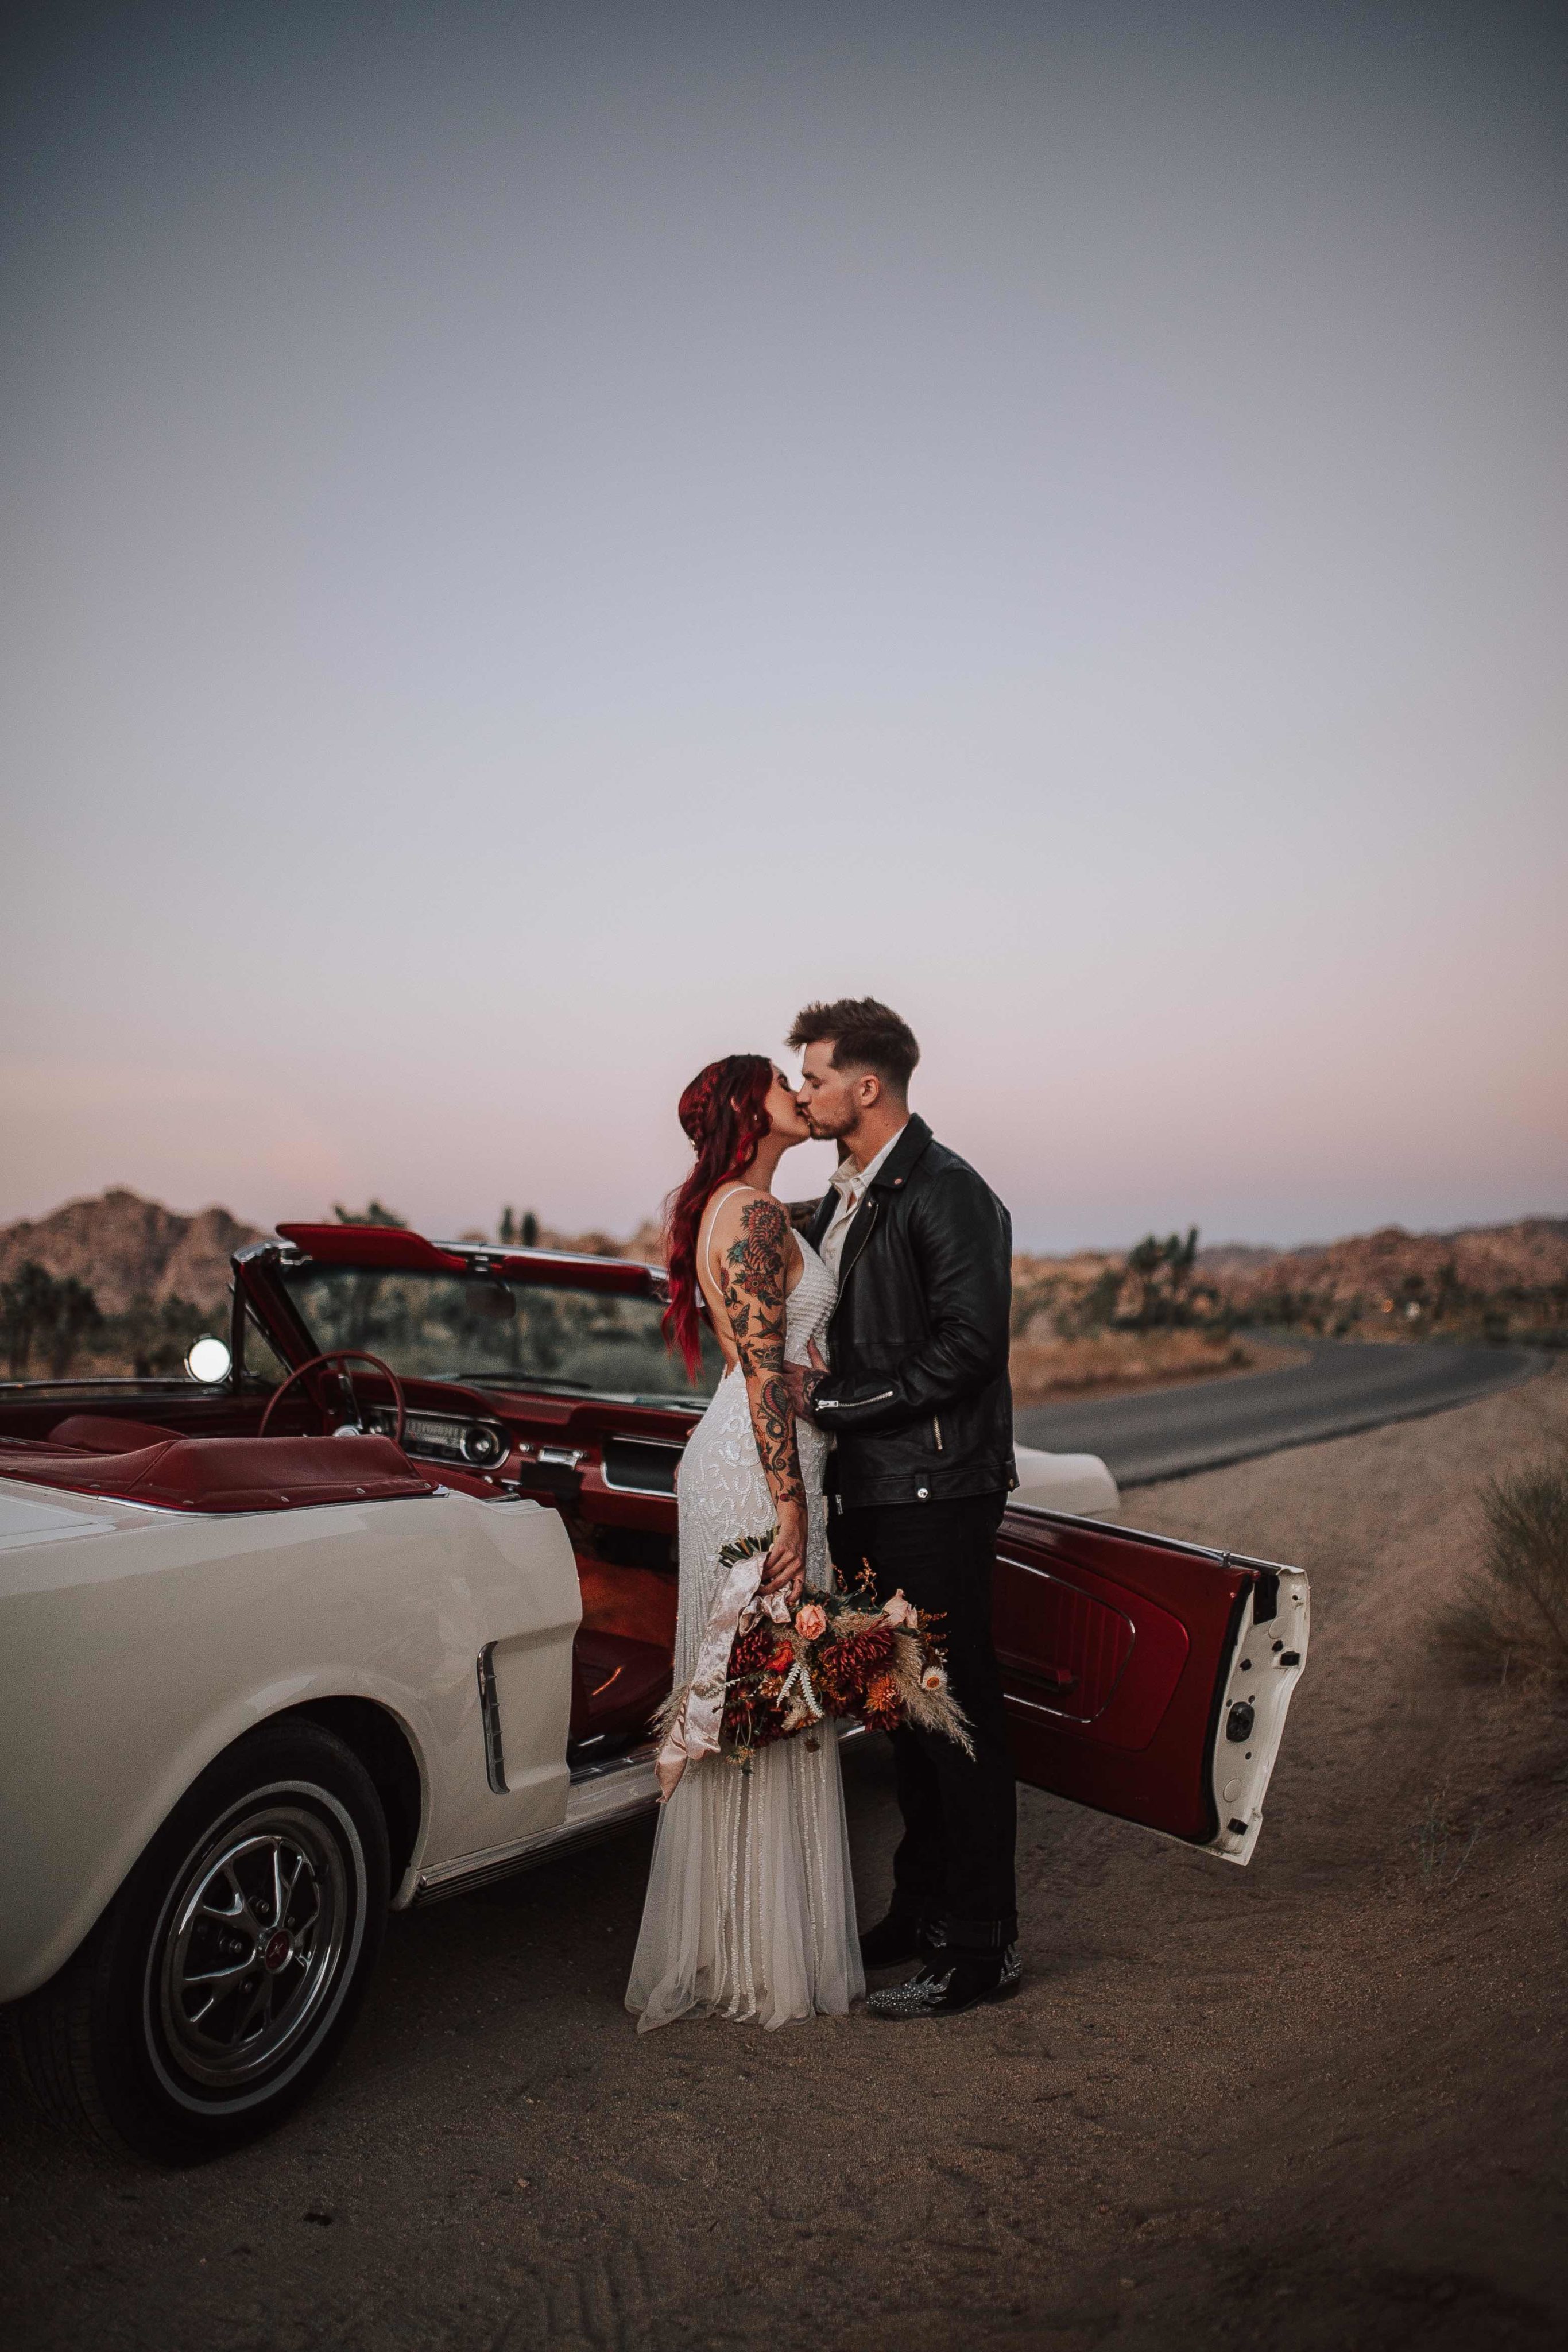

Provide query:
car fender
left=0, top=1483, right=578, bottom=2003
left=3, top=1664, right=440, bottom=2002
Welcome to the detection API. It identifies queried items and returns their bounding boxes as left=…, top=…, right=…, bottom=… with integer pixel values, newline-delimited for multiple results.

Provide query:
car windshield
left=277, top=1266, right=723, bottom=1402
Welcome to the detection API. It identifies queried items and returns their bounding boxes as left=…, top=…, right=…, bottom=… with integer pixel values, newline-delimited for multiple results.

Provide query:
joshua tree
left=2, top=1261, right=59, bottom=1376
left=0, top=1264, right=104, bottom=1378
left=45, top=1276, right=103, bottom=1376
left=1122, top=1229, right=1202, bottom=1328
left=117, top=1293, right=208, bottom=1378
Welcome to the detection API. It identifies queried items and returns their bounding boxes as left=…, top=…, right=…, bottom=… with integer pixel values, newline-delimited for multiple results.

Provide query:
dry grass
left=1008, top=1325, right=1250, bottom=1405
left=1432, top=1457, right=1568, bottom=1688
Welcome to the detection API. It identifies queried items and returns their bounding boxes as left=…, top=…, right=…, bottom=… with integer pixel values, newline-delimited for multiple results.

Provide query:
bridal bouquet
left=655, top=1531, right=972, bottom=1790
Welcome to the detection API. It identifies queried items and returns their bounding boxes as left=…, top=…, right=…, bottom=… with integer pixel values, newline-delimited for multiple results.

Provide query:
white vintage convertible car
left=1, top=1224, right=1308, bottom=2160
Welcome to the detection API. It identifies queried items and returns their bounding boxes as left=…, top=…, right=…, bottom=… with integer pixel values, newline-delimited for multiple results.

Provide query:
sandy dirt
left=3, top=1370, right=1565, bottom=2350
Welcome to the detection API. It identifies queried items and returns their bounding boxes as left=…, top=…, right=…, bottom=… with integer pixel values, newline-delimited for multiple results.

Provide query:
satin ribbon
left=655, top=1555, right=792, bottom=1801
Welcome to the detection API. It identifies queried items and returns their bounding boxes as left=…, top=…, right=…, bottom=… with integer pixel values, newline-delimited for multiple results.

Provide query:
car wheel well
left=281, top=1699, right=423, bottom=1886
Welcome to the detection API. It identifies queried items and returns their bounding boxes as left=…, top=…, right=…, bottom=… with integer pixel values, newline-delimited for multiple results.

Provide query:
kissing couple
left=626, top=996, right=1020, bottom=2030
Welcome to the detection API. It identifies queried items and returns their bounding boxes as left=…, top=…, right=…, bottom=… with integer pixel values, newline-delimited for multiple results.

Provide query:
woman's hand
left=758, top=1498, right=807, bottom=1601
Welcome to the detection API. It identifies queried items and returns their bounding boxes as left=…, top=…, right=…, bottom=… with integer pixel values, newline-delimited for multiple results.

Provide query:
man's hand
left=783, top=1337, right=828, bottom=1421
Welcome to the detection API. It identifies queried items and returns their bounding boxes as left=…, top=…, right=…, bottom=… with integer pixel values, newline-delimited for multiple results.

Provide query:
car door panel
left=996, top=1557, right=1187, bottom=1738
left=995, top=1506, right=1308, bottom=1863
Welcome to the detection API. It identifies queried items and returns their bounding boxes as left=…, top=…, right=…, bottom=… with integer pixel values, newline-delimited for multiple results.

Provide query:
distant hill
left=0, top=1189, right=265, bottom=1317
left=0, top=1190, right=670, bottom=1316
left=1195, top=1218, right=1568, bottom=1334
left=7, top=1192, right=1562, bottom=1351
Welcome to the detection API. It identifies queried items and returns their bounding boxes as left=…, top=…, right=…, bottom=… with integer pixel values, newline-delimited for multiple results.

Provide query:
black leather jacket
left=805, top=1116, right=1016, bottom=1510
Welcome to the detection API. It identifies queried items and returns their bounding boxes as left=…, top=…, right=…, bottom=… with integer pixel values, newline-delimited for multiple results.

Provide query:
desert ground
left=2, top=1371, right=1565, bottom=2351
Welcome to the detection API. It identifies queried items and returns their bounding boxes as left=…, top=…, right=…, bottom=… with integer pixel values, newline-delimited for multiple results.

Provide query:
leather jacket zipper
left=833, top=1195, right=879, bottom=1299
left=932, top=1414, right=943, bottom=1451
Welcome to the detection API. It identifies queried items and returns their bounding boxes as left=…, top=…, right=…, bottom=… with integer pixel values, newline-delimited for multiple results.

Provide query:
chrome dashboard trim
left=371, top=1406, right=509, bottom=1468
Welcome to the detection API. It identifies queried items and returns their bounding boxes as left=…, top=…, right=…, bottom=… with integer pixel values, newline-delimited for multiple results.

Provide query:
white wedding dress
left=625, top=1211, right=864, bottom=2031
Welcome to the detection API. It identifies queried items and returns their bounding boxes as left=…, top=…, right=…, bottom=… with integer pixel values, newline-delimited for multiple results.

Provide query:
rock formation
left=0, top=1190, right=265, bottom=1317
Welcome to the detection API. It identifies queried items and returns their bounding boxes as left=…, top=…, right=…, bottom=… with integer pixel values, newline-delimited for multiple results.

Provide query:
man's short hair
left=787, top=996, right=920, bottom=1094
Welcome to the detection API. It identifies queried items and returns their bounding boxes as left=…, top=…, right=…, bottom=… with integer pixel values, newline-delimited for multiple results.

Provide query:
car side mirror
left=185, top=1336, right=232, bottom=1383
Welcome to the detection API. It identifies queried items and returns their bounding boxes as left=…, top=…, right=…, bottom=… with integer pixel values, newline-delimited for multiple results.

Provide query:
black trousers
left=831, top=1490, right=1017, bottom=1952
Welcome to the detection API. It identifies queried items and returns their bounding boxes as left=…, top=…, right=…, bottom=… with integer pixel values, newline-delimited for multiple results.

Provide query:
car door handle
left=1000, top=1654, right=1079, bottom=1692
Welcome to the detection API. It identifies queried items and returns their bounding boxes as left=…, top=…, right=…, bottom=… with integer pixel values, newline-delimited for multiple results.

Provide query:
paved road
left=1015, top=1334, right=1547, bottom=1487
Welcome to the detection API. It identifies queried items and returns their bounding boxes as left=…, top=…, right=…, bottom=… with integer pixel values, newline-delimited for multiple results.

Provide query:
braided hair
left=662, top=1054, right=775, bottom=1378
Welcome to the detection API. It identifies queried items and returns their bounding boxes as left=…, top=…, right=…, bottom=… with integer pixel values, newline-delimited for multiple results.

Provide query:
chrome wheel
left=19, top=1722, right=388, bottom=2161
left=150, top=1797, right=357, bottom=2096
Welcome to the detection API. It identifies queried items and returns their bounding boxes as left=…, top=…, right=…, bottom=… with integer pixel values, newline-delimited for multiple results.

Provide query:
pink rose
left=794, top=1601, right=828, bottom=1641
left=882, top=1592, right=916, bottom=1628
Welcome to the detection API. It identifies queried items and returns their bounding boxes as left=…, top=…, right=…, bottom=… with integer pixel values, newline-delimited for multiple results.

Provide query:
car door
left=992, top=1504, right=1310, bottom=1864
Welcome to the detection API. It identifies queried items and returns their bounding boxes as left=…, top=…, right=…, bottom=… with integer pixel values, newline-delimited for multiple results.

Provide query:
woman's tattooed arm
left=718, top=1195, right=805, bottom=1515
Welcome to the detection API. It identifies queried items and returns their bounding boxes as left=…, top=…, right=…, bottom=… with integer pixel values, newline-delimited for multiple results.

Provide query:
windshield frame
left=267, top=1252, right=723, bottom=1402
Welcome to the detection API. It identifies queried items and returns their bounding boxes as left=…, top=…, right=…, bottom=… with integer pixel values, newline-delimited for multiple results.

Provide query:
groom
left=785, top=997, right=1020, bottom=2019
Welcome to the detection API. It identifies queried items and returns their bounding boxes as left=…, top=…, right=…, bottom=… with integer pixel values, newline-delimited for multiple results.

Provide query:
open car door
left=993, top=1504, right=1310, bottom=1864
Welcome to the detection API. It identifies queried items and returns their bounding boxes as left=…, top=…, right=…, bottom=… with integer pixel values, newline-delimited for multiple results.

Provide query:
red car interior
left=0, top=1434, right=435, bottom=1514
left=0, top=1223, right=1278, bottom=1836
left=47, top=1413, right=187, bottom=1453
left=569, top=1626, right=674, bottom=1748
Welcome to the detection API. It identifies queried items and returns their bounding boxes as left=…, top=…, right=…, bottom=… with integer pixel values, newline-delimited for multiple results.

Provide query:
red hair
left=663, top=1054, right=775, bottom=1378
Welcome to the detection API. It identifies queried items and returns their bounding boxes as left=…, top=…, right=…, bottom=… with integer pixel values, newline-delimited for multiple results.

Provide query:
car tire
left=11, top=1719, right=389, bottom=2164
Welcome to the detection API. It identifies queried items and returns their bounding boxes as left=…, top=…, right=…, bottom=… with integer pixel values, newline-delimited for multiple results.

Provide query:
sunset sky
left=3, top=2, right=1564, bottom=1252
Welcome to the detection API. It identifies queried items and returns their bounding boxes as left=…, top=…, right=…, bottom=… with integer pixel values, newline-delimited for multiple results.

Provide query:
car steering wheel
left=257, top=1349, right=406, bottom=1448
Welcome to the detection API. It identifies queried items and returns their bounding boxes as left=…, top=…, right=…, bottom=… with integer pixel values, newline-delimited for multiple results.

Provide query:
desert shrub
left=1433, top=1460, right=1568, bottom=1684
left=333, top=1200, right=406, bottom=1227
left=0, top=1262, right=103, bottom=1376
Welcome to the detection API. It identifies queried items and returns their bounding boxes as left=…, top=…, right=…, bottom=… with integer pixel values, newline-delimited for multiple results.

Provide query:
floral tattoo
left=719, top=1197, right=805, bottom=1512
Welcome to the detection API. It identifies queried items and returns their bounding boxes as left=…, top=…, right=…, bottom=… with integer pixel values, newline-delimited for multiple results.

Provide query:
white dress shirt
left=817, top=1124, right=907, bottom=1278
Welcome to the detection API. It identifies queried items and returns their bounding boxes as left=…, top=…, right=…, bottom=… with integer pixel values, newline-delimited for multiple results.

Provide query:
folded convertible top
left=0, top=1433, right=438, bottom=1513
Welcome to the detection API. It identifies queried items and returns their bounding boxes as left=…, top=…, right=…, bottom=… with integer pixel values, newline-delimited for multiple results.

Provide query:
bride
left=625, top=1053, right=863, bottom=2031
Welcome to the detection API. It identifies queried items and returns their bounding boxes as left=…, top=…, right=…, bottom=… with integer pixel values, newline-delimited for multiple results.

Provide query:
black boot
left=865, top=1945, right=1021, bottom=2020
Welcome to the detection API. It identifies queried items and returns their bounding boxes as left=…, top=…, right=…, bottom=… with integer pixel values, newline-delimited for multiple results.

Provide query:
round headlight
left=185, top=1336, right=232, bottom=1384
